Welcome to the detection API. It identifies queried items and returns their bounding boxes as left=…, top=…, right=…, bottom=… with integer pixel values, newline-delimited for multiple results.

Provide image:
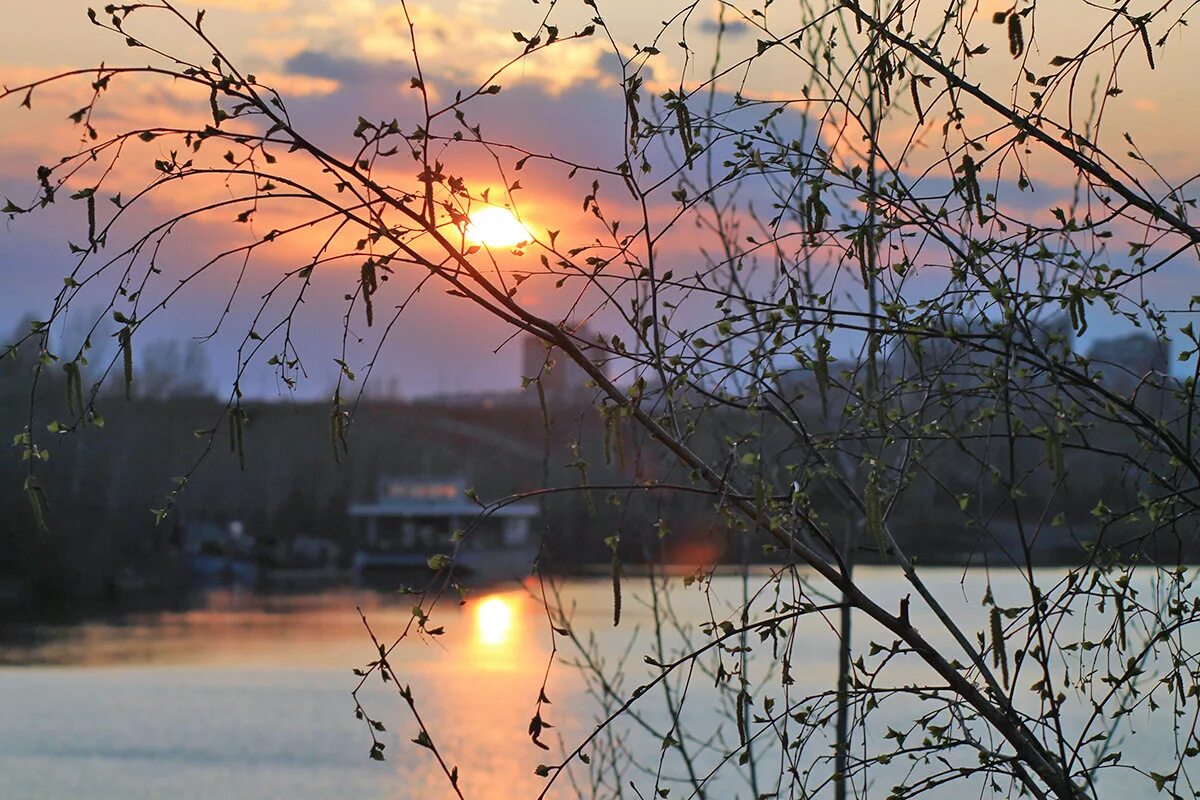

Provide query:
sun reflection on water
left=474, top=594, right=515, bottom=646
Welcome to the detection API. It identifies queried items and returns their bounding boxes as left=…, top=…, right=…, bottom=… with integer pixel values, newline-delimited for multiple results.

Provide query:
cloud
left=178, top=0, right=293, bottom=10
left=273, top=2, right=612, bottom=96
left=283, top=51, right=375, bottom=83
left=696, top=9, right=750, bottom=37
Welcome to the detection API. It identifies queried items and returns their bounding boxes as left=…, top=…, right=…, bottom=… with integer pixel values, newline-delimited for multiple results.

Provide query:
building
left=521, top=322, right=609, bottom=394
left=348, top=476, right=539, bottom=582
left=1086, top=331, right=1170, bottom=395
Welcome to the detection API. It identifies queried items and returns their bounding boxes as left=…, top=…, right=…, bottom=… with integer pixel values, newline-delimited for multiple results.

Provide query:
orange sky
left=2, top=1, right=1197, bottom=397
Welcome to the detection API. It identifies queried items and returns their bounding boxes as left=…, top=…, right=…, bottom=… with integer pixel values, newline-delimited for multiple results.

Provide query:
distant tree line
left=3, top=309, right=1191, bottom=605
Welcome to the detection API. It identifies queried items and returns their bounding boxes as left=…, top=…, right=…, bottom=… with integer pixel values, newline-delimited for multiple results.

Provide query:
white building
left=348, top=477, right=538, bottom=581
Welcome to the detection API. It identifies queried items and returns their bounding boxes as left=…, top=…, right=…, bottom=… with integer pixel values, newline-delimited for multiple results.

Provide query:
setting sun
left=465, top=206, right=531, bottom=249
left=475, top=595, right=515, bottom=645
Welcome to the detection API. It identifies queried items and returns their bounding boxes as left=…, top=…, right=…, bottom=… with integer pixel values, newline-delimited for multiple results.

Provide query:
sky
left=1, top=0, right=1196, bottom=399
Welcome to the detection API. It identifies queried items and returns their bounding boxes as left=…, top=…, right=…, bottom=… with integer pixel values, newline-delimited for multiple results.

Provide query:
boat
left=180, top=519, right=259, bottom=587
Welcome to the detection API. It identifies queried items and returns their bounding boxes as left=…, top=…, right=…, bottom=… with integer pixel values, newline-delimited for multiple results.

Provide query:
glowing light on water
left=475, top=595, right=515, bottom=645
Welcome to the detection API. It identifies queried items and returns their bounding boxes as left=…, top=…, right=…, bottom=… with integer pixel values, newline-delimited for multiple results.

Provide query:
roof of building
left=347, top=500, right=539, bottom=519
left=348, top=476, right=539, bottom=519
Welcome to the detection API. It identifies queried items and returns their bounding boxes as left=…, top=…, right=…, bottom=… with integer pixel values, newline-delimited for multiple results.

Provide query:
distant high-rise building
left=1019, top=314, right=1074, bottom=357
left=521, top=322, right=608, bottom=393
left=1086, top=331, right=1169, bottom=394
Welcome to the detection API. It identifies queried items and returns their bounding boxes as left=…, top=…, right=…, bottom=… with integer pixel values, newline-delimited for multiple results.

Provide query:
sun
left=465, top=206, right=531, bottom=249
left=475, top=595, right=515, bottom=645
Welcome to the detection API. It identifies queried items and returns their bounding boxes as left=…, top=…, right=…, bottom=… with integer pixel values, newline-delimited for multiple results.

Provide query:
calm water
left=0, top=569, right=1188, bottom=798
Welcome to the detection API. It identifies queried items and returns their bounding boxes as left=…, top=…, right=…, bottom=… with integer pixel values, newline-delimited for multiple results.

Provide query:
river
left=0, top=568, right=1188, bottom=798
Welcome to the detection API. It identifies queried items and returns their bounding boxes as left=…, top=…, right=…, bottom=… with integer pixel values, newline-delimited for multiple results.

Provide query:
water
left=0, top=569, right=1190, bottom=798
left=0, top=586, right=569, bottom=800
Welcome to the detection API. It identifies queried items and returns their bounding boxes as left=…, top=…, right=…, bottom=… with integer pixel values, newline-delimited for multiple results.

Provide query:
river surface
left=0, top=568, right=1189, bottom=799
